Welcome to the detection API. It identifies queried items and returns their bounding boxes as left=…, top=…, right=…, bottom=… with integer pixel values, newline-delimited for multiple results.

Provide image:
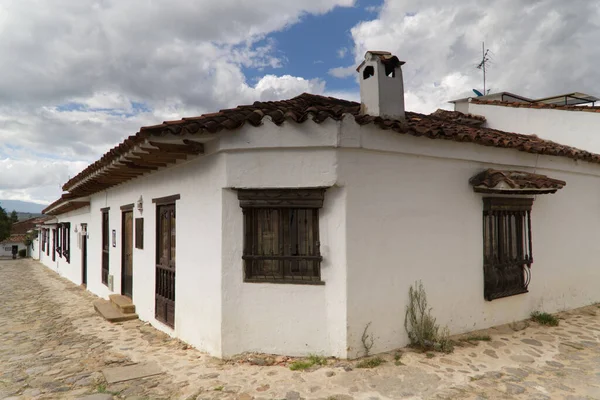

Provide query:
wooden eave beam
left=132, top=151, right=188, bottom=161
left=120, top=162, right=159, bottom=171
left=148, top=141, right=204, bottom=155
left=122, top=157, right=168, bottom=168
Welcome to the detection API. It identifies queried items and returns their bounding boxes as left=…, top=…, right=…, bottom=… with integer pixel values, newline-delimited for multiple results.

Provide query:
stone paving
left=2, top=259, right=600, bottom=399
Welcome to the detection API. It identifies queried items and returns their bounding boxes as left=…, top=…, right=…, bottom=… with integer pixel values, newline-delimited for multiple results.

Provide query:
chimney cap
left=356, top=50, right=406, bottom=72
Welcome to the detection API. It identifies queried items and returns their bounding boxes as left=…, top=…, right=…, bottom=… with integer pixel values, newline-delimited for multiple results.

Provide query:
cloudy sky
left=1, top=0, right=598, bottom=205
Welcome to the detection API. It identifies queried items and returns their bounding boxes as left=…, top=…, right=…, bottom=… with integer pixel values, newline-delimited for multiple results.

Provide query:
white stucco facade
left=455, top=101, right=600, bottom=154
left=0, top=241, right=27, bottom=257
left=37, top=111, right=600, bottom=359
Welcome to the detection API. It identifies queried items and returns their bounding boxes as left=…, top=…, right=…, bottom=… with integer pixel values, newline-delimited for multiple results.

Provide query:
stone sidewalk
left=1, top=259, right=600, bottom=399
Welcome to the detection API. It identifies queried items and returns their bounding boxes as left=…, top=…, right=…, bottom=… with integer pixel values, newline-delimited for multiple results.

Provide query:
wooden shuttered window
left=238, top=188, right=325, bottom=284
left=56, top=223, right=71, bottom=263
left=135, top=218, right=144, bottom=249
left=101, top=210, right=110, bottom=285
left=483, top=198, right=533, bottom=301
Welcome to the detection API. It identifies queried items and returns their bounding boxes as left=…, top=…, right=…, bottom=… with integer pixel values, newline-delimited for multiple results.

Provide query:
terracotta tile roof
left=471, top=99, right=600, bottom=113
left=430, top=109, right=486, bottom=126
left=9, top=215, right=52, bottom=234
left=470, top=169, right=566, bottom=195
left=58, top=93, right=600, bottom=201
left=1, top=234, right=27, bottom=244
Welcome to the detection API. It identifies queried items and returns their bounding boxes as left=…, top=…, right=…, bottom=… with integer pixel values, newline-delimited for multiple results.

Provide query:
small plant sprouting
left=459, top=334, right=492, bottom=343
left=437, top=327, right=454, bottom=354
left=289, top=360, right=314, bottom=371
left=289, top=354, right=327, bottom=371
left=214, top=386, right=224, bottom=391
left=361, top=322, right=375, bottom=357
left=394, top=352, right=404, bottom=366
left=404, top=280, right=454, bottom=354
left=531, top=311, right=559, bottom=326
left=307, top=354, right=327, bottom=366
left=356, top=356, right=385, bottom=368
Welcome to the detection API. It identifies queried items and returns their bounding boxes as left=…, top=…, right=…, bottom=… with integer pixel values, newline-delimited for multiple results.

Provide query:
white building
left=0, top=234, right=27, bottom=258
left=451, top=91, right=600, bottom=153
left=39, top=51, right=600, bottom=359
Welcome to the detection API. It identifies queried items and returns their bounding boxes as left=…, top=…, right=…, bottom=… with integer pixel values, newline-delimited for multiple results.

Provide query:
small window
left=238, top=188, right=325, bottom=284
left=52, top=229, right=56, bottom=261
left=62, top=223, right=70, bottom=263
left=384, top=63, right=396, bottom=78
left=363, top=66, right=375, bottom=80
left=135, top=218, right=144, bottom=249
left=482, top=198, right=533, bottom=301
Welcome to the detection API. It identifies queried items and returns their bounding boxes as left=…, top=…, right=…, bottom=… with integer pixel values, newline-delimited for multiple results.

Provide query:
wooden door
left=102, top=210, right=109, bottom=285
left=81, top=224, right=87, bottom=285
left=155, top=204, right=175, bottom=327
left=121, top=211, right=133, bottom=298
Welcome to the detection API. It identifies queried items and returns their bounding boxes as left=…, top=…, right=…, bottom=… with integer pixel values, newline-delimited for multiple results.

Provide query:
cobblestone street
left=1, top=259, right=600, bottom=399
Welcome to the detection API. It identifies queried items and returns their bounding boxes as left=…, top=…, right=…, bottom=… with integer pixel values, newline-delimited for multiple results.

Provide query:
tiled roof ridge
left=471, top=99, right=600, bottom=113
left=0, top=233, right=28, bottom=244
left=470, top=169, right=566, bottom=191
left=59, top=93, right=600, bottom=199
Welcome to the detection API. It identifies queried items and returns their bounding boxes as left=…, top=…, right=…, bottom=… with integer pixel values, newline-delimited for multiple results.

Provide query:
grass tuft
left=289, top=354, right=327, bottom=371
left=531, top=311, right=559, bottom=326
left=460, top=334, right=492, bottom=343
left=213, top=386, right=224, bottom=391
left=307, top=354, right=327, bottom=366
left=355, top=356, right=385, bottom=369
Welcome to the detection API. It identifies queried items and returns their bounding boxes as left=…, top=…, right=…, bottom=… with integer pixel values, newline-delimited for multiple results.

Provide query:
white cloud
left=348, top=0, right=600, bottom=113
left=0, top=0, right=356, bottom=203
left=328, top=65, right=356, bottom=79
left=337, top=47, right=348, bottom=58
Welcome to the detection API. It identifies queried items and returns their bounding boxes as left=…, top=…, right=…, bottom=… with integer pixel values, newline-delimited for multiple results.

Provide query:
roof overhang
left=469, top=169, right=566, bottom=195
left=62, top=138, right=205, bottom=197
left=43, top=195, right=91, bottom=216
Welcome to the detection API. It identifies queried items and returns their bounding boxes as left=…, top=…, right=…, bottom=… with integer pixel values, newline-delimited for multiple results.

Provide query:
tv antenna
left=476, top=42, right=490, bottom=95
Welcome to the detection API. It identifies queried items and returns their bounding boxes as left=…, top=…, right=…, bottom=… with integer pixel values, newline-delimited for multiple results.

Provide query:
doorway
left=121, top=210, right=134, bottom=298
left=81, top=224, right=87, bottom=285
left=155, top=203, right=175, bottom=327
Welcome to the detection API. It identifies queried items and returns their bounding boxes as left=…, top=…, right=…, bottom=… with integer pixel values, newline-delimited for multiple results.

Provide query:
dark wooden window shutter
left=135, top=218, right=144, bottom=249
left=482, top=197, right=534, bottom=301
left=238, top=188, right=326, bottom=284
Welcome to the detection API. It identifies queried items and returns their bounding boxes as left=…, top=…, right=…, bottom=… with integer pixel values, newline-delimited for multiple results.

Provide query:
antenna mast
left=476, top=42, right=490, bottom=94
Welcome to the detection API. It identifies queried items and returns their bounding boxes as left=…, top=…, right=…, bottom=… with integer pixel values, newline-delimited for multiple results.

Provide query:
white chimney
left=357, top=51, right=406, bottom=120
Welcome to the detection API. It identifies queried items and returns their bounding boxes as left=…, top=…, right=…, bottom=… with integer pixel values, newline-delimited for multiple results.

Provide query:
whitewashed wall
left=36, top=208, right=91, bottom=283
left=43, top=111, right=600, bottom=359
left=0, top=241, right=27, bottom=257
left=38, top=224, right=57, bottom=271
left=55, top=207, right=91, bottom=285
left=31, top=237, right=39, bottom=260
left=82, top=151, right=226, bottom=356
left=340, top=120, right=600, bottom=357
left=218, top=119, right=347, bottom=358
left=463, top=102, right=600, bottom=154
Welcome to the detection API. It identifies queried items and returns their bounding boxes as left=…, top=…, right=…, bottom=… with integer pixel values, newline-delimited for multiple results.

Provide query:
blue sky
left=243, top=0, right=383, bottom=93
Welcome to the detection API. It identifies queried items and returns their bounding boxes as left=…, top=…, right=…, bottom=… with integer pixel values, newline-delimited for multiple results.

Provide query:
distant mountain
left=0, top=200, right=47, bottom=214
